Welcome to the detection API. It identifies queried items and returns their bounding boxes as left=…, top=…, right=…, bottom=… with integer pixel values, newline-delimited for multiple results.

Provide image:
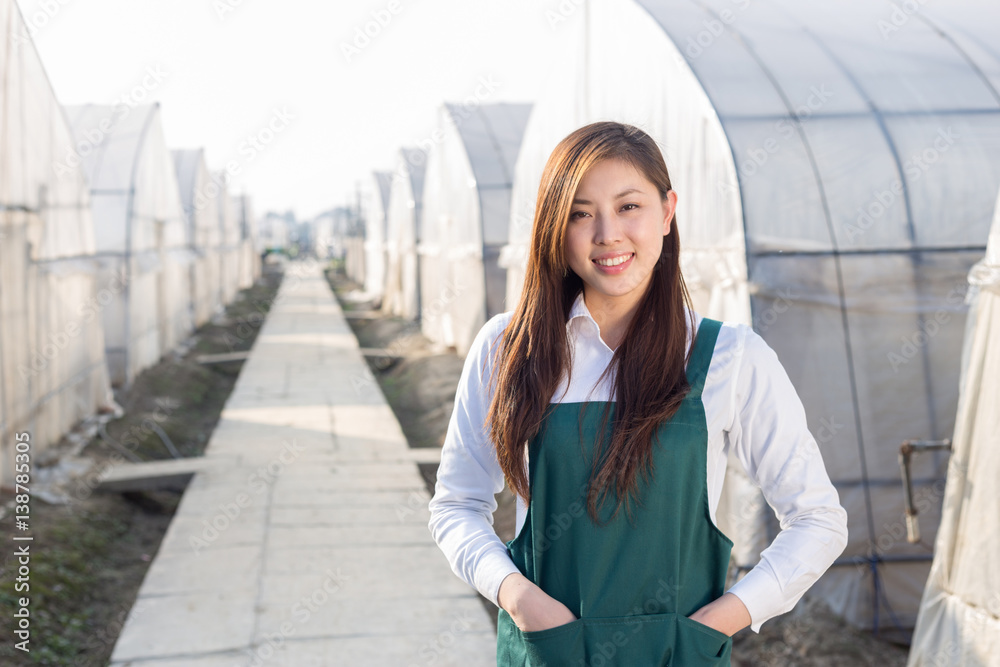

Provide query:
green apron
left=496, top=317, right=733, bottom=666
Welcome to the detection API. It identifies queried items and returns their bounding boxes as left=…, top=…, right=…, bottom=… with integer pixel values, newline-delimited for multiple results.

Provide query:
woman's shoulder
left=687, top=309, right=778, bottom=373
left=478, top=310, right=515, bottom=346
left=687, top=309, right=756, bottom=351
left=465, top=310, right=515, bottom=366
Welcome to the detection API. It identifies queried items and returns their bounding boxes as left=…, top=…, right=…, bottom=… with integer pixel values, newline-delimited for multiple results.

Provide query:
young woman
left=428, top=121, right=848, bottom=666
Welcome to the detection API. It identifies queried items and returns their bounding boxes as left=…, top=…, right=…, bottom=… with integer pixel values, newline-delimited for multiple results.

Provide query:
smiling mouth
left=593, top=253, right=634, bottom=267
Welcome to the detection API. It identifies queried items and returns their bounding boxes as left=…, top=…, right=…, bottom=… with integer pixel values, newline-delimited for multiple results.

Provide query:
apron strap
left=685, top=317, right=722, bottom=399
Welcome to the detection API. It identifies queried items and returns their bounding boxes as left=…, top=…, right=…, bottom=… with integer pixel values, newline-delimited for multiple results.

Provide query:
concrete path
left=109, top=260, right=495, bottom=667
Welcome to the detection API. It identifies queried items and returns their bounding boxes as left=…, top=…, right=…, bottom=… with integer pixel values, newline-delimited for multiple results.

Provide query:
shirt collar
left=565, top=290, right=700, bottom=347
left=566, top=291, right=595, bottom=330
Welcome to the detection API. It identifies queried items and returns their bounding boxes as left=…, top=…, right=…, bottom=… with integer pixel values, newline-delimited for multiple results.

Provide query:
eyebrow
left=572, top=187, right=644, bottom=205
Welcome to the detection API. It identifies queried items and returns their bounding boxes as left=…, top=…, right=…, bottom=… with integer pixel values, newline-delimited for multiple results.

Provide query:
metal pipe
left=898, top=439, right=952, bottom=543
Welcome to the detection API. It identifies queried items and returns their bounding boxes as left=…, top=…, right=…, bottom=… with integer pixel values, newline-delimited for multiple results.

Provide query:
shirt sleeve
left=427, top=313, right=521, bottom=608
left=723, top=325, right=849, bottom=632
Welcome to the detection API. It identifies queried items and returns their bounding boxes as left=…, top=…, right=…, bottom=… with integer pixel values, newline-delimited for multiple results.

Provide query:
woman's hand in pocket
left=498, top=572, right=578, bottom=633
left=687, top=592, right=751, bottom=637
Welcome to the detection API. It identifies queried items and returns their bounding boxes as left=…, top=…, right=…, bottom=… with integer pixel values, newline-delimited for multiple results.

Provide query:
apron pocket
left=498, top=611, right=732, bottom=666
left=520, top=618, right=585, bottom=666
left=674, top=615, right=732, bottom=665
left=580, top=612, right=675, bottom=665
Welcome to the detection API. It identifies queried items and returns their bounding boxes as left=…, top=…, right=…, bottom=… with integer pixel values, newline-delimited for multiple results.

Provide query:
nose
left=593, top=209, right=624, bottom=245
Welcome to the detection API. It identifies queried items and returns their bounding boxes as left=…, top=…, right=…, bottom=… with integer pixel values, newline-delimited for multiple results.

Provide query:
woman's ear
left=662, top=190, right=678, bottom=236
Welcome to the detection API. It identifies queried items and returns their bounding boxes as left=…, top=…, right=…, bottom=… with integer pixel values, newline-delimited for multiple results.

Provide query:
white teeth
left=594, top=254, right=632, bottom=267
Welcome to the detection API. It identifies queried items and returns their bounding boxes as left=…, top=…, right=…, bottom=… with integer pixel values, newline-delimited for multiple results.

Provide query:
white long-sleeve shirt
left=427, top=292, right=849, bottom=633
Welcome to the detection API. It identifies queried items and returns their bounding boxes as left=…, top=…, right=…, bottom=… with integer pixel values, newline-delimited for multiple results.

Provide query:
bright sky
left=17, top=0, right=583, bottom=220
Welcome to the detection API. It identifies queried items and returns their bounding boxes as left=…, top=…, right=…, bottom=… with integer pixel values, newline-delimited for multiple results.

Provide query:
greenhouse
left=65, top=102, right=195, bottom=388
left=383, top=148, right=426, bottom=320
left=215, top=176, right=242, bottom=308
left=363, top=171, right=394, bottom=302
left=0, top=0, right=115, bottom=488
left=502, top=0, right=1000, bottom=632
left=909, top=189, right=1000, bottom=665
left=418, top=102, right=532, bottom=354
left=173, top=149, right=222, bottom=327
left=342, top=213, right=366, bottom=287
left=231, top=193, right=259, bottom=291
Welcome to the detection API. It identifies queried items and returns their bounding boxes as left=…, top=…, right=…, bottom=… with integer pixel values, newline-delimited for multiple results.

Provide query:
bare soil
left=327, top=270, right=911, bottom=666
left=0, top=262, right=284, bottom=666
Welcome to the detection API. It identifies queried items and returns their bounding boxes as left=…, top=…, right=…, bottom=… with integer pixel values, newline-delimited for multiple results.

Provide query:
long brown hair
left=486, top=121, right=695, bottom=526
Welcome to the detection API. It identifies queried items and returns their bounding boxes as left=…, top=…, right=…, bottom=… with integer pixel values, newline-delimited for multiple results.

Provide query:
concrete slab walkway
left=109, top=260, right=495, bottom=667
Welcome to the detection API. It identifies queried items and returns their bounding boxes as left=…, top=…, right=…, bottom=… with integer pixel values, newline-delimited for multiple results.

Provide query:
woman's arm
left=697, top=325, right=849, bottom=634
left=427, top=313, right=522, bottom=606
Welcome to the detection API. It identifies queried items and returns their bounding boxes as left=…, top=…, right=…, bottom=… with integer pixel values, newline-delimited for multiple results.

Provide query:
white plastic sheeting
left=344, top=235, right=365, bottom=284
left=0, top=0, right=114, bottom=488
left=173, top=149, right=222, bottom=327
left=503, top=0, right=1000, bottom=631
left=383, top=148, right=426, bottom=320
left=231, top=193, right=259, bottom=291
left=420, top=102, right=531, bottom=354
left=215, top=176, right=242, bottom=307
left=908, top=191, right=1000, bottom=666
left=363, top=171, right=393, bottom=301
left=64, top=102, right=194, bottom=388
left=342, top=207, right=365, bottom=286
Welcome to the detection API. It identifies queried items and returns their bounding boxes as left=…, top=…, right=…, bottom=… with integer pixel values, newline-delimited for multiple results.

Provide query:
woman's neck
left=583, top=288, right=644, bottom=351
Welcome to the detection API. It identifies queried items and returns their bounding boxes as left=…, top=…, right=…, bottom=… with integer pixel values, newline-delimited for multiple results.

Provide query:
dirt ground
left=0, top=261, right=284, bottom=666
left=328, top=271, right=911, bottom=667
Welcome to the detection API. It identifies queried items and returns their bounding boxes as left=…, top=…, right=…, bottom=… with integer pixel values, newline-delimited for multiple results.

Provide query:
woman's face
left=564, top=158, right=677, bottom=311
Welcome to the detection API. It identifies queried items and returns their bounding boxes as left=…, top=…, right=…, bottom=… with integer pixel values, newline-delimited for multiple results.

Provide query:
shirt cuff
left=482, top=553, right=522, bottom=609
left=726, top=568, right=782, bottom=633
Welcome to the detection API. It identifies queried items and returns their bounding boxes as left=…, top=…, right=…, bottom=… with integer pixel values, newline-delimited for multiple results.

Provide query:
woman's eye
left=621, top=203, right=638, bottom=211
left=570, top=211, right=587, bottom=220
